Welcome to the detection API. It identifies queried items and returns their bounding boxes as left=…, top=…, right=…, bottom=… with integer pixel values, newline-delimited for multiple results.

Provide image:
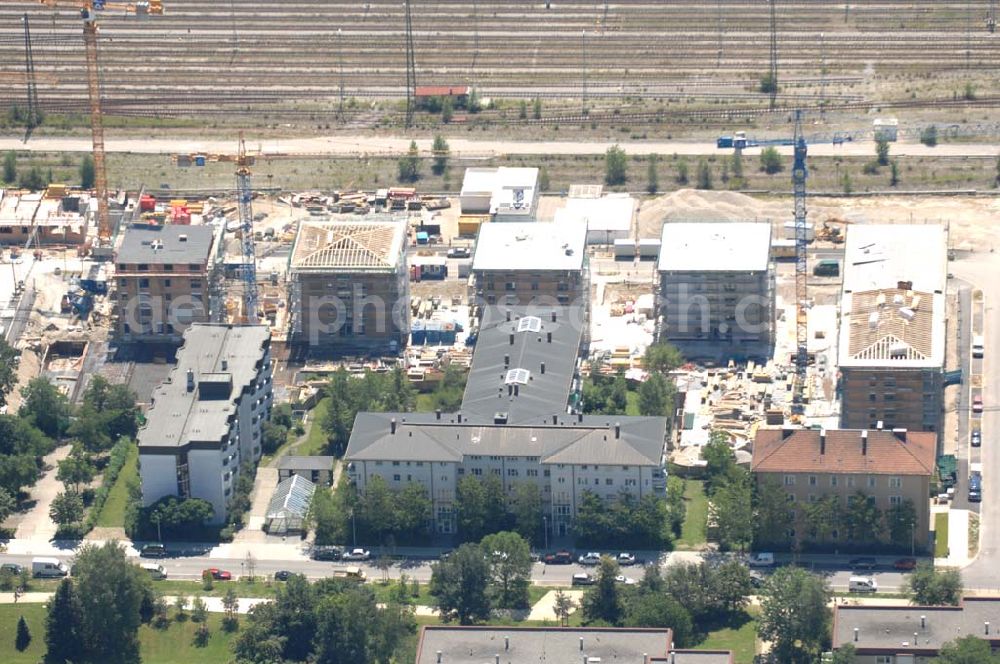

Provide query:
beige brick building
left=752, top=427, right=935, bottom=550
left=288, top=217, right=409, bottom=355
left=114, top=224, right=219, bottom=343
left=838, top=225, right=947, bottom=435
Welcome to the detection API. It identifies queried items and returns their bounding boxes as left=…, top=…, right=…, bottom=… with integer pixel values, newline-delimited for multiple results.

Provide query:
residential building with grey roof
left=114, top=223, right=221, bottom=343
left=832, top=597, right=1000, bottom=662
left=138, top=323, right=273, bottom=524
left=415, top=626, right=733, bottom=664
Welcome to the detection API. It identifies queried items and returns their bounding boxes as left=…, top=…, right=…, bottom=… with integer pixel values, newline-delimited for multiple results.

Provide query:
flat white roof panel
left=472, top=221, right=586, bottom=272
left=658, top=221, right=772, bottom=272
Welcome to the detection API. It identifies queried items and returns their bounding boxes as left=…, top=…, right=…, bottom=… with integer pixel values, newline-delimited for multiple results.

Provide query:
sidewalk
left=0, top=592, right=268, bottom=614
left=13, top=445, right=72, bottom=542
left=935, top=508, right=972, bottom=567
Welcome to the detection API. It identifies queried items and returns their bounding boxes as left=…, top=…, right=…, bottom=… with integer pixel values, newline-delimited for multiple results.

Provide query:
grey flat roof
left=117, top=224, right=215, bottom=264
left=138, top=324, right=269, bottom=451
left=346, top=411, right=666, bottom=467
left=278, top=456, right=335, bottom=471
left=415, top=626, right=673, bottom=664
left=461, top=305, right=583, bottom=425
left=472, top=221, right=586, bottom=272
left=833, top=598, right=1000, bottom=655
left=658, top=221, right=771, bottom=272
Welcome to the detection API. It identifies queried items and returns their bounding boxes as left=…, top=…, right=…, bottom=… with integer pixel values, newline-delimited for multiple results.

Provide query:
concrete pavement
left=13, top=445, right=72, bottom=542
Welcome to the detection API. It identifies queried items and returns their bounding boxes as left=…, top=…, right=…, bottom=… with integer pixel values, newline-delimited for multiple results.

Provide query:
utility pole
left=989, top=0, right=997, bottom=33
left=581, top=30, right=588, bottom=115
left=337, top=28, right=345, bottom=120
left=768, top=0, right=778, bottom=110
left=819, top=32, right=827, bottom=121
left=716, top=0, right=724, bottom=68
left=22, top=13, right=41, bottom=139
left=404, top=0, right=417, bottom=127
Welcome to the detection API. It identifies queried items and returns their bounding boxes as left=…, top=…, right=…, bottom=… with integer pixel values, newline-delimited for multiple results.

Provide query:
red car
left=973, top=395, right=984, bottom=413
left=893, top=558, right=918, bottom=571
left=203, top=568, right=232, bottom=581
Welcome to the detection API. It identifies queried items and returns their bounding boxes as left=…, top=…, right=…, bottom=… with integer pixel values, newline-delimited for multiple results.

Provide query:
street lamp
left=543, top=515, right=549, bottom=550
left=351, top=510, right=357, bottom=547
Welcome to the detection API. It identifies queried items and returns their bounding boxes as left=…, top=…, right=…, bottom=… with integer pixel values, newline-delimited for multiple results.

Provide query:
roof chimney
left=504, top=636, right=509, bottom=651
left=504, top=354, right=510, bottom=367
left=547, top=331, right=552, bottom=343
left=921, top=615, right=926, bottom=629
left=457, top=411, right=463, bottom=423
left=854, top=628, right=859, bottom=642
left=506, top=310, right=511, bottom=322
left=578, top=412, right=583, bottom=423
left=820, top=428, right=826, bottom=455
left=541, top=361, right=546, bottom=374
left=186, top=368, right=195, bottom=392
left=551, top=310, right=557, bottom=322
left=615, top=422, right=621, bottom=439
left=221, top=359, right=228, bottom=371
left=508, top=384, right=513, bottom=396
left=579, top=637, right=584, bottom=651
left=893, top=427, right=908, bottom=442
left=876, top=420, right=884, bottom=431
left=437, top=651, right=442, bottom=664
left=390, top=418, right=397, bottom=434
left=987, top=622, right=991, bottom=635
left=495, top=655, right=499, bottom=664
left=552, top=414, right=558, bottom=425
left=436, top=408, right=442, bottom=421
left=509, top=333, right=515, bottom=345
left=514, top=385, right=519, bottom=396
left=861, top=430, right=868, bottom=456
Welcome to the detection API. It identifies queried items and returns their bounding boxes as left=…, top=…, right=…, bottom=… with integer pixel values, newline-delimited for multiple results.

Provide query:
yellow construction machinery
left=816, top=217, right=854, bottom=244
left=36, top=1, right=163, bottom=255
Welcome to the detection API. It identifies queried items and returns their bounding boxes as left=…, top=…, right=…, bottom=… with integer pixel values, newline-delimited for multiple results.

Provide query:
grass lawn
left=625, top=391, right=640, bottom=416
left=695, top=611, right=758, bottom=664
left=154, top=578, right=279, bottom=598
left=935, top=512, right=950, bottom=558
left=0, top=605, right=236, bottom=664
left=94, top=442, right=139, bottom=528
left=298, top=397, right=331, bottom=457
left=675, top=480, right=708, bottom=549
left=370, top=582, right=556, bottom=609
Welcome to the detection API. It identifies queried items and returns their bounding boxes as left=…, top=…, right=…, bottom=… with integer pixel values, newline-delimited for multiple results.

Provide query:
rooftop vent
left=179, top=234, right=188, bottom=242
left=517, top=316, right=542, bottom=333
left=494, top=412, right=508, bottom=424
left=505, top=368, right=531, bottom=385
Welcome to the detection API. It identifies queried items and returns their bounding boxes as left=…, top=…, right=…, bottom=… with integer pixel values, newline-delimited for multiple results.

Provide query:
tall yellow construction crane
left=36, top=1, right=163, bottom=254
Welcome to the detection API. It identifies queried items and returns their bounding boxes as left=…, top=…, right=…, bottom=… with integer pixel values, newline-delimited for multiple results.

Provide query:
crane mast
left=236, top=133, right=259, bottom=324
left=792, top=110, right=809, bottom=413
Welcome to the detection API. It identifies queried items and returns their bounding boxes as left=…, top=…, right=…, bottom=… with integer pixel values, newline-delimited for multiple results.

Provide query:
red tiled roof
left=751, top=428, right=935, bottom=476
left=415, top=85, right=470, bottom=97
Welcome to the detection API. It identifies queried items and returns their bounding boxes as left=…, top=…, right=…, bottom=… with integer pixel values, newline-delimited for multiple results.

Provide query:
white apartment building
left=345, top=413, right=668, bottom=536
left=138, top=323, right=273, bottom=524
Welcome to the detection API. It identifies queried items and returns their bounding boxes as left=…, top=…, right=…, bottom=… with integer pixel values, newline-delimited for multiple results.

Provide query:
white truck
left=32, top=557, right=68, bottom=578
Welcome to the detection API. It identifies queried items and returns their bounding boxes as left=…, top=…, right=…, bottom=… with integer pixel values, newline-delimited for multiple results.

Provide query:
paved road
left=951, top=252, right=1000, bottom=589
left=1, top=135, right=999, bottom=160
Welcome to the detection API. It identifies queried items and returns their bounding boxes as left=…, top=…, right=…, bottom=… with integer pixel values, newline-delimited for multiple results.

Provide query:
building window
left=164, top=279, right=171, bottom=287
left=507, top=469, right=519, bottom=477
left=625, top=479, right=636, bottom=487
left=492, top=469, right=501, bottom=476
left=786, top=493, right=795, bottom=503
left=392, top=461, right=400, bottom=466
left=808, top=476, right=817, bottom=486
left=543, top=470, right=550, bottom=477
left=558, top=477, right=565, bottom=483
left=868, top=476, right=877, bottom=489
left=605, top=478, right=613, bottom=486
left=526, top=469, right=538, bottom=477
left=393, top=474, right=400, bottom=481
left=471, top=468, right=482, bottom=476
left=808, top=494, right=817, bottom=503
left=830, top=476, right=838, bottom=487
left=831, top=529, right=839, bottom=540
left=847, top=476, right=856, bottom=488
left=889, top=495, right=902, bottom=507
left=875, top=657, right=893, bottom=664
left=137, top=264, right=149, bottom=271
left=139, top=278, right=149, bottom=289
left=889, top=476, right=902, bottom=489
left=784, top=475, right=796, bottom=486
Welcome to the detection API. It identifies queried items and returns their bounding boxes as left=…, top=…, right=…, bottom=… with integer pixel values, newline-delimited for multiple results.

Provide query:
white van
left=973, top=335, right=985, bottom=359
left=848, top=576, right=878, bottom=593
left=748, top=552, right=775, bottom=568
left=32, top=557, right=68, bottom=578
left=140, top=563, right=167, bottom=580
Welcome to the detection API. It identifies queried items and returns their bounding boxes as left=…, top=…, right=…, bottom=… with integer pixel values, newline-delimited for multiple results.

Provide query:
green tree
left=730, top=151, right=745, bottom=188
left=49, top=491, right=84, bottom=528
left=72, top=541, right=153, bottom=664
left=572, top=490, right=608, bottom=544
left=886, top=498, right=917, bottom=549
left=637, top=372, right=674, bottom=417
left=260, top=421, right=288, bottom=455
left=510, top=482, right=543, bottom=544
left=191, top=596, right=208, bottom=623
left=80, top=155, right=95, bottom=189
left=712, top=472, right=754, bottom=551
left=890, top=160, right=900, bottom=186
left=605, top=144, right=627, bottom=186
left=845, top=492, right=881, bottom=543
left=221, top=588, right=239, bottom=631
left=553, top=589, right=575, bottom=626
left=644, top=342, right=684, bottom=373
left=45, top=578, right=84, bottom=663
left=760, top=146, right=783, bottom=174
left=481, top=531, right=532, bottom=609
left=936, top=635, right=1000, bottom=664
left=842, top=170, right=853, bottom=194
left=675, top=159, right=689, bottom=185
left=18, top=166, right=45, bottom=190
left=702, top=430, right=737, bottom=494
left=758, top=567, right=830, bottom=663
left=311, top=485, right=348, bottom=545
left=0, top=486, right=17, bottom=524
left=139, top=495, right=215, bottom=540
left=467, top=88, right=481, bottom=113
left=441, top=97, right=454, bottom=124
left=398, top=140, right=421, bottom=183
left=537, top=166, right=550, bottom=191
left=456, top=475, right=490, bottom=540
left=430, top=543, right=491, bottom=624
left=582, top=556, right=624, bottom=625
left=696, top=159, right=713, bottom=190
left=431, top=135, right=449, bottom=175
left=518, top=99, right=528, bottom=120
left=357, top=475, right=396, bottom=542
left=646, top=154, right=659, bottom=194
left=532, top=97, right=542, bottom=120
left=665, top=476, right=686, bottom=536
left=876, top=138, right=890, bottom=166
left=19, top=377, right=72, bottom=438
left=754, top=477, right=793, bottom=546
left=0, top=339, right=18, bottom=408
left=56, top=454, right=96, bottom=492
left=759, top=71, right=778, bottom=94
left=830, top=643, right=857, bottom=664
left=920, top=124, right=938, bottom=147
left=803, top=494, right=842, bottom=544
left=712, top=559, right=752, bottom=614
left=395, top=482, right=432, bottom=541
left=625, top=592, right=693, bottom=646
left=15, top=615, right=30, bottom=651
left=2, top=151, right=15, bottom=184
left=905, top=562, right=962, bottom=605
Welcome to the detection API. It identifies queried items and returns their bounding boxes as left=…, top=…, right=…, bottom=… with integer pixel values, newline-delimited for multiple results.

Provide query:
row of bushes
left=83, top=437, right=135, bottom=531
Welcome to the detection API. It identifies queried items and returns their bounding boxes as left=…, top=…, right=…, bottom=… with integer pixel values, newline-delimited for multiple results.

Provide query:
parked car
left=893, top=558, right=918, bottom=571
left=311, top=546, right=343, bottom=561
left=615, top=575, right=637, bottom=585
left=849, top=557, right=878, bottom=570
left=973, top=395, right=984, bottom=413
left=274, top=570, right=293, bottom=581
left=529, top=551, right=541, bottom=563
left=0, top=563, right=24, bottom=575
left=32, top=558, right=68, bottom=578
left=749, top=570, right=766, bottom=588
left=543, top=551, right=574, bottom=565
left=972, top=429, right=982, bottom=447
left=343, top=548, right=371, bottom=562
left=140, top=563, right=167, bottom=580
left=616, top=552, right=637, bottom=566
left=439, top=550, right=453, bottom=561
left=849, top=576, right=878, bottom=593
left=204, top=568, right=232, bottom=581
left=139, top=543, right=168, bottom=558
left=747, top=553, right=775, bottom=568
left=446, top=247, right=470, bottom=259
left=578, top=552, right=602, bottom=566
left=571, top=573, right=596, bottom=586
